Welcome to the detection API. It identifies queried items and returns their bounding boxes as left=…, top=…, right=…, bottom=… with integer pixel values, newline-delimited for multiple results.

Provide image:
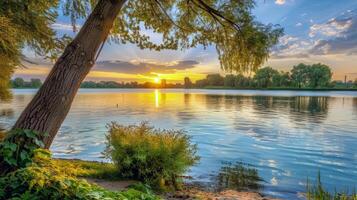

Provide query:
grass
left=53, top=159, right=121, bottom=180
left=307, top=173, right=357, bottom=200
left=215, top=162, right=262, bottom=191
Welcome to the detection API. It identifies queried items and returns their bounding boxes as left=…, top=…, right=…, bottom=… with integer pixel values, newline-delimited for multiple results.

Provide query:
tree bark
left=12, top=0, right=127, bottom=148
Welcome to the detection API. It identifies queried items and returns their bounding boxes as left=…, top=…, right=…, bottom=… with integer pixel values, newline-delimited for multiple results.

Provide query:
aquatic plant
left=306, top=172, right=357, bottom=200
left=215, top=162, right=263, bottom=191
left=104, top=122, right=199, bottom=190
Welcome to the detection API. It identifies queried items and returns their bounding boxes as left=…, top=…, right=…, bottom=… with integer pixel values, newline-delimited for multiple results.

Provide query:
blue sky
left=17, top=0, right=357, bottom=83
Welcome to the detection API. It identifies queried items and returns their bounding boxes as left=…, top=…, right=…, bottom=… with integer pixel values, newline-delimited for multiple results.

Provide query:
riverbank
left=57, top=159, right=270, bottom=199
left=57, top=158, right=280, bottom=200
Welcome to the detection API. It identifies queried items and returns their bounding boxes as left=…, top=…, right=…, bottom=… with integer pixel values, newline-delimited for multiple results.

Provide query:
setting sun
left=153, top=77, right=160, bottom=83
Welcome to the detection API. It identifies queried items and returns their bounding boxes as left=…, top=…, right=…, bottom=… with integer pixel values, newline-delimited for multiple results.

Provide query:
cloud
left=296, top=22, right=303, bottom=27
left=272, top=10, right=357, bottom=58
left=275, top=0, right=285, bottom=5
left=93, top=60, right=199, bottom=75
left=309, top=17, right=353, bottom=38
left=310, top=10, right=357, bottom=55
left=51, top=23, right=81, bottom=31
left=270, top=35, right=311, bottom=58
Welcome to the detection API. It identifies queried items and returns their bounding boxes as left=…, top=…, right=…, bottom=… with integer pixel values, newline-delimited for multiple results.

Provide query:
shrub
left=104, top=122, right=199, bottom=189
left=0, top=149, right=161, bottom=200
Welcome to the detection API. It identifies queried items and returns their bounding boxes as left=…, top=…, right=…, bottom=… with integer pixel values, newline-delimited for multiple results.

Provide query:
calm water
left=1, top=89, right=357, bottom=199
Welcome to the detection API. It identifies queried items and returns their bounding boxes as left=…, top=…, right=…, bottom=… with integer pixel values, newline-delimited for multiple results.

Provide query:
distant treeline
left=10, top=78, right=42, bottom=88
left=10, top=63, right=357, bottom=89
left=189, top=63, right=357, bottom=89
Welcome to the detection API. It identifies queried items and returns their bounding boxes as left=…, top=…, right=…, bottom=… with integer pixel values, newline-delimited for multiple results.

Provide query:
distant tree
left=224, top=75, right=235, bottom=87
left=291, top=64, right=310, bottom=88
left=206, top=74, right=224, bottom=86
left=308, top=63, right=332, bottom=88
left=161, top=79, right=167, bottom=88
left=184, top=77, right=192, bottom=89
left=272, top=71, right=291, bottom=87
left=354, top=79, right=357, bottom=88
left=12, top=78, right=25, bottom=88
left=254, top=67, right=279, bottom=88
left=30, top=79, right=42, bottom=88
left=234, top=74, right=252, bottom=88
left=195, top=79, right=208, bottom=88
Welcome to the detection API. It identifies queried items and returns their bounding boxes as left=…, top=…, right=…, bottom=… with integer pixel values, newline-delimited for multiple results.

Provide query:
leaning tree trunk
left=12, top=0, right=127, bottom=148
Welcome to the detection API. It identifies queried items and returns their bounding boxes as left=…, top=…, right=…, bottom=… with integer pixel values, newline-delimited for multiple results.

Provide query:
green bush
left=0, top=149, right=160, bottom=200
left=104, top=122, right=199, bottom=189
left=0, top=129, right=45, bottom=175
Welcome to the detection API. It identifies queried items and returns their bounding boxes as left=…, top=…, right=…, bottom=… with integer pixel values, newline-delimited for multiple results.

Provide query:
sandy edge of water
left=86, top=178, right=280, bottom=200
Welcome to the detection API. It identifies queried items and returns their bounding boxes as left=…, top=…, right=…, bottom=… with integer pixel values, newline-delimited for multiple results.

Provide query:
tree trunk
left=12, top=0, right=127, bottom=148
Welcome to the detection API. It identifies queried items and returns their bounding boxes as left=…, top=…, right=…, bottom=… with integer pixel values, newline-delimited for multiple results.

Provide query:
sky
left=16, top=0, right=357, bottom=83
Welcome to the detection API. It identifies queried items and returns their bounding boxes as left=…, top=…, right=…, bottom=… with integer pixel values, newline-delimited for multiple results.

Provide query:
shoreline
left=10, top=87, right=357, bottom=91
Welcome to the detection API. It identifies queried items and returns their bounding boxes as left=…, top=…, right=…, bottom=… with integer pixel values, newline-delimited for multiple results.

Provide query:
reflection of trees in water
left=203, top=95, right=247, bottom=111
left=289, top=96, right=329, bottom=123
left=0, top=109, right=14, bottom=118
left=191, top=162, right=262, bottom=192
left=353, top=98, right=357, bottom=114
left=176, top=93, right=197, bottom=122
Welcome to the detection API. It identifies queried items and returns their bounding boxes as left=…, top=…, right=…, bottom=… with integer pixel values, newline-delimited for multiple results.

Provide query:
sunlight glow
left=154, top=77, right=160, bottom=83
left=154, top=89, right=160, bottom=108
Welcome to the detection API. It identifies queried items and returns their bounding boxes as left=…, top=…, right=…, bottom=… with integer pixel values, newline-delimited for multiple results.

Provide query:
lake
left=1, top=89, right=357, bottom=199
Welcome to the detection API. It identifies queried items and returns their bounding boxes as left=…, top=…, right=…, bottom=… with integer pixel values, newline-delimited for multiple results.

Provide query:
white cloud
left=296, top=22, right=303, bottom=27
left=275, top=0, right=285, bottom=5
left=309, top=18, right=352, bottom=38
left=51, top=23, right=81, bottom=31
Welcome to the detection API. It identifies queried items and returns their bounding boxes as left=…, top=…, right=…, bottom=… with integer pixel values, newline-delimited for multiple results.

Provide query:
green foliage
left=64, top=0, right=282, bottom=73
left=0, top=148, right=161, bottom=200
left=306, top=173, right=357, bottom=200
left=253, top=67, right=279, bottom=88
left=104, top=122, right=199, bottom=189
left=10, top=77, right=43, bottom=88
left=0, top=129, right=45, bottom=174
left=216, top=162, right=262, bottom=191
left=291, top=63, right=332, bottom=88
left=194, top=63, right=334, bottom=89
left=0, top=0, right=69, bottom=100
left=53, top=159, right=120, bottom=180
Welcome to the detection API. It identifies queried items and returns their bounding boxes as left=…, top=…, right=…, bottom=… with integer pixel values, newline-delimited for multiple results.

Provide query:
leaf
left=20, top=151, right=29, bottom=161
left=4, top=157, right=17, bottom=166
